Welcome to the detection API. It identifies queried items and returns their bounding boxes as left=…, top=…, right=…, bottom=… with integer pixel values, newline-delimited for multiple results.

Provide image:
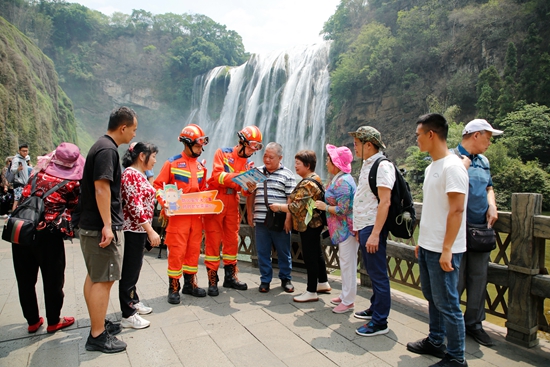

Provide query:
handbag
left=263, top=180, right=286, bottom=232
left=466, top=222, right=496, bottom=252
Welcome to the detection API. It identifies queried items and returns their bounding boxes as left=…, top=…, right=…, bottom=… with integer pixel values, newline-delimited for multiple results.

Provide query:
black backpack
left=302, top=177, right=328, bottom=227
left=2, top=175, right=68, bottom=246
left=368, top=157, right=416, bottom=239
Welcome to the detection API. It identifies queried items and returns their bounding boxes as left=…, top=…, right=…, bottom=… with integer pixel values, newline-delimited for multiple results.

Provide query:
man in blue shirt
left=456, top=119, right=502, bottom=347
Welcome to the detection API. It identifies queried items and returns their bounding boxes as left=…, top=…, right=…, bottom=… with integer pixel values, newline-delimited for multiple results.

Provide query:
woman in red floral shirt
left=119, top=142, right=160, bottom=329
left=13, top=142, right=84, bottom=334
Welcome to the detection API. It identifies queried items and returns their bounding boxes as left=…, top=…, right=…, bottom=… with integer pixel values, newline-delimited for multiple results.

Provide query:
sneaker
left=47, top=316, right=75, bottom=333
left=466, top=327, right=494, bottom=347
left=407, top=337, right=447, bottom=359
left=332, top=303, right=354, bottom=314
left=28, top=317, right=44, bottom=333
left=429, top=354, right=468, bottom=367
left=354, top=308, right=373, bottom=320
left=259, top=282, right=270, bottom=293
left=121, top=313, right=151, bottom=329
left=330, top=297, right=342, bottom=305
left=134, top=302, right=153, bottom=315
left=293, top=291, right=319, bottom=303
left=316, top=282, right=332, bottom=293
left=281, top=279, right=294, bottom=293
left=85, top=330, right=127, bottom=353
left=355, top=321, right=389, bottom=336
left=105, top=319, right=122, bottom=336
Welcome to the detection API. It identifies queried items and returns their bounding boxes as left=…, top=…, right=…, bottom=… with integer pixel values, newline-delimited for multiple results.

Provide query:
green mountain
left=0, top=16, right=77, bottom=160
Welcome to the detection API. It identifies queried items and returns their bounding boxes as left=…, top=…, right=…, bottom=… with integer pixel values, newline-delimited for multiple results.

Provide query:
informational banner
left=158, top=184, right=224, bottom=215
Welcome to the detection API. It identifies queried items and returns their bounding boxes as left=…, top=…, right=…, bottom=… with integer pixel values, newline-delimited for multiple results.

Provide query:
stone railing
left=234, top=193, right=550, bottom=348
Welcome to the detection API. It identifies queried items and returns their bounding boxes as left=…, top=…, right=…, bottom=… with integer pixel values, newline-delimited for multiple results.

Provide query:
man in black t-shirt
left=80, top=106, right=137, bottom=354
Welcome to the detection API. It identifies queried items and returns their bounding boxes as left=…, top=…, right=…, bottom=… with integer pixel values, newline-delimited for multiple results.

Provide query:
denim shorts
left=80, top=229, right=124, bottom=282
left=13, top=186, right=23, bottom=201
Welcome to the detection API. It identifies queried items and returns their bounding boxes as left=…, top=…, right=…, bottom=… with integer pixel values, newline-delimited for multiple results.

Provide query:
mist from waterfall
left=186, top=42, right=331, bottom=178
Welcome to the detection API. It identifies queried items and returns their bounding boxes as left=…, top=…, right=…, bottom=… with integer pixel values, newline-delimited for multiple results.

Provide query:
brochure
left=231, top=168, right=267, bottom=190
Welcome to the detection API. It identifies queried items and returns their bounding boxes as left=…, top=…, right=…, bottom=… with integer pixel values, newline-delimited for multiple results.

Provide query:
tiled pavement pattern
left=0, top=238, right=548, bottom=367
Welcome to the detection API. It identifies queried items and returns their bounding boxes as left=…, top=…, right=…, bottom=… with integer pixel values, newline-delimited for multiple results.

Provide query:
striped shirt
left=253, top=164, right=296, bottom=223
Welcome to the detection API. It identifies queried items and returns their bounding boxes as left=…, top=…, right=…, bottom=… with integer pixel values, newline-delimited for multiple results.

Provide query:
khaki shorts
left=79, top=229, right=124, bottom=283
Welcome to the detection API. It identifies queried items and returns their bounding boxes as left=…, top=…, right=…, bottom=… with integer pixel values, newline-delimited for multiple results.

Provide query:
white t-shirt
left=418, top=154, right=468, bottom=253
left=353, top=152, right=395, bottom=231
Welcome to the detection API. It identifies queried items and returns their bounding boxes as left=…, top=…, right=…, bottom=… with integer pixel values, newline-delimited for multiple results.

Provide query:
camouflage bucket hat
left=348, top=126, right=386, bottom=149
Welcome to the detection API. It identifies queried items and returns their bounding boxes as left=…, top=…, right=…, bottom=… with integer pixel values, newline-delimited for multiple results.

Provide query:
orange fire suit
left=154, top=152, right=207, bottom=279
left=204, top=147, right=254, bottom=271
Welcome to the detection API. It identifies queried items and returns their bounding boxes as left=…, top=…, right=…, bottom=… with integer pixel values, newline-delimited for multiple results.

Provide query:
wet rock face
left=0, top=17, right=77, bottom=159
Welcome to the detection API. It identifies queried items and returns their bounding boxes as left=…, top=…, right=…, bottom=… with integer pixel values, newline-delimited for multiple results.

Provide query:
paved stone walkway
left=0, top=238, right=548, bottom=367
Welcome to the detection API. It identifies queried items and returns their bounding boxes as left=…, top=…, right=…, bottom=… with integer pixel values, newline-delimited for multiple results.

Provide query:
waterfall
left=186, top=42, right=331, bottom=178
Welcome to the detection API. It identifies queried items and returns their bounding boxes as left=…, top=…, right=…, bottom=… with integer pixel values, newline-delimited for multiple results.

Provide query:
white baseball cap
left=462, top=119, right=503, bottom=136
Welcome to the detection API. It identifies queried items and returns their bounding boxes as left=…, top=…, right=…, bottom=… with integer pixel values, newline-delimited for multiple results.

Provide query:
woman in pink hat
left=315, top=144, right=359, bottom=313
left=12, top=142, right=84, bottom=333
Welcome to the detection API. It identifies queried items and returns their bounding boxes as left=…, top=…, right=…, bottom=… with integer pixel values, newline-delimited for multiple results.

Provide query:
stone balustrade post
left=506, top=193, right=543, bottom=347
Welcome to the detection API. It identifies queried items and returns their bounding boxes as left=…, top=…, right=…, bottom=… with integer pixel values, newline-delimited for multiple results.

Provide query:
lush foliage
left=0, top=16, right=77, bottom=159
left=0, top=0, right=248, bottom=152
left=324, top=0, right=550, bottom=210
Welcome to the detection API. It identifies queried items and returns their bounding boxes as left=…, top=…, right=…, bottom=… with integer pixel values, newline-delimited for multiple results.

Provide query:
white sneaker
left=293, top=291, right=319, bottom=303
left=135, top=302, right=153, bottom=315
left=316, top=282, right=332, bottom=293
left=121, top=313, right=151, bottom=329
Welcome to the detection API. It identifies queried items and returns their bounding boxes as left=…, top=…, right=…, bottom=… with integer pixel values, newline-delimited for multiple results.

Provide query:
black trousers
left=299, top=225, right=328, bottom=293
left=119, top=231, right=146, bottom=318
left=12, top=229, right=66, bottom=326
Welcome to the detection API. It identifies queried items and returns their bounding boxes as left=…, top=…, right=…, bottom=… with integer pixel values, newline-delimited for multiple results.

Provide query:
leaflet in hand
left=231, top=168, right=267, bottom=190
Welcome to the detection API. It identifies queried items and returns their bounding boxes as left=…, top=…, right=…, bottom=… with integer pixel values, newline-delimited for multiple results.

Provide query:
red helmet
left=237, top=126, right=263, bottom=150
left=179, top=124, right=209, bottom=145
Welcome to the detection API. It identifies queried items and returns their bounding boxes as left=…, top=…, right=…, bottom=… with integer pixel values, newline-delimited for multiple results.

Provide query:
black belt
left=112, top=225, right=123, bottom=231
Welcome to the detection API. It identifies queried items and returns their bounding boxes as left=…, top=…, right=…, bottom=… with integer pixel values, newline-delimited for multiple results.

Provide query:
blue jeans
left=255, top=222, right=292, bottom=283
left=359, top=226, right=390, bottom=326
left=418, top=247, right=465, bottom=360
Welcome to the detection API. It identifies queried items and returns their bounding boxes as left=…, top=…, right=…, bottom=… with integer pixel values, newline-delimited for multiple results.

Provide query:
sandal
left=47, top=316, right=75, bottom=333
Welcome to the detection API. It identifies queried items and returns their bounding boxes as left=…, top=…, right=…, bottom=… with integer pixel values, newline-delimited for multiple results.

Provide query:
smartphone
left=145, top=239, right=153, bottom=251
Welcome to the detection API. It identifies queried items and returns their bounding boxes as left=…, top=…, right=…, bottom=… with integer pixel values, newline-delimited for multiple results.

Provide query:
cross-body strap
left=263, top=180, right=270, bottom=208
left=302, top=177, right=325, bottom=197
left=30, top=174, right=69, bottom=199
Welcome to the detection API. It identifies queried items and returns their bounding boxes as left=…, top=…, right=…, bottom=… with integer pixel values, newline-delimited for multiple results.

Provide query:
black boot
left=207, top=269, right=219, bottom=296
left=182, top=273, right=206, bottom=297
left=167, top=277, right=181, bottom=304
left=223, top=264, right=248, bottom=290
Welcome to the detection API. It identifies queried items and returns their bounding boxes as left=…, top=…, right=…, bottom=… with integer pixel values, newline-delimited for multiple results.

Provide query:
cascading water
left=186, top=42, right=331, bottom=178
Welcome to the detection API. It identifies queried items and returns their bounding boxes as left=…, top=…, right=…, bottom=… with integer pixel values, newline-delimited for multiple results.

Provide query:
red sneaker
left=47, top=316, right=75, bottom=333
left=28, top=317, right=44, bottom=333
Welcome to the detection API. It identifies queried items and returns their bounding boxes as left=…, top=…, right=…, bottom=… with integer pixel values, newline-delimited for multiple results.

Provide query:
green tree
left=330, top=21, right=396, bottom=101
left=492, top=158, right=550, bottom=211
left=476, top=66, right=502, bottom=123
left=499, top=103, right=550, bottom=167
left=497, top=42, right=518, bottom=121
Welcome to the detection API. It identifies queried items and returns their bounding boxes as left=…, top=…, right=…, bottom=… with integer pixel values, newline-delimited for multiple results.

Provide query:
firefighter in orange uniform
left=154, top=124, right=209, bottom=304
left=204, top=126, right=263, bottom=296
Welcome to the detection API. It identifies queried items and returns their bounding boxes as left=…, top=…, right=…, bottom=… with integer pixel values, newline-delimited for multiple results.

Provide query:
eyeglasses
left=194, top=136, right=209, bottom=146
left=246, top=141, right=263, bottom=150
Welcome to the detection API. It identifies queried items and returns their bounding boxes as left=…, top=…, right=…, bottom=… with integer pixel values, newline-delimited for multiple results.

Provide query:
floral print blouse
left=325, top=171, right=356, bottom=244
left=122, top=167, right=156, bottom=232
left=288, top=173, right=324, bottom=232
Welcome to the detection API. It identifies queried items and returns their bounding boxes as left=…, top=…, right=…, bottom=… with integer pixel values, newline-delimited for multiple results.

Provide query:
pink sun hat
left=44, top=142, right=85, bottom=180
left=326, top=144, right=353, bottom=174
